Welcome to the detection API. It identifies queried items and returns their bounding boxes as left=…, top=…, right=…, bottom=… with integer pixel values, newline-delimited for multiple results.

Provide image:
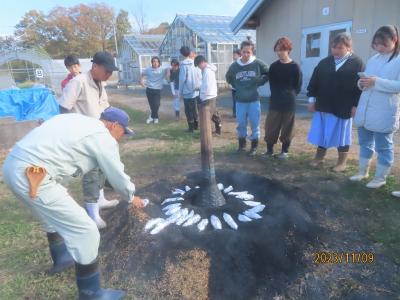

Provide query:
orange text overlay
left=313, top=252, right=375, bottom=264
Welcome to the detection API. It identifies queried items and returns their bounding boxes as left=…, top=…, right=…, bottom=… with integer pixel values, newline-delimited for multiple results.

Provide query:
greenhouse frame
left=159, top=14, right=256, bottom=86
left=118, top=34, right=164, bottom=84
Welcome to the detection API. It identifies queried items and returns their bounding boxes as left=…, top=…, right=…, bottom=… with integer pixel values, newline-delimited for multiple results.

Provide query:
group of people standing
left=3, top=51, right=145, bottom=299
left=140, top=25, right=400, bottom=193
left=226, top=25, right=400, bottom=193
left=306, top=25, right=400, bottom=192
left=141, top=46, right=222, bottom=133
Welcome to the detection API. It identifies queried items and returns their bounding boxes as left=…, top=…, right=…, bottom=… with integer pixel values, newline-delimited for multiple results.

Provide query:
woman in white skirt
left=307, top=33, right=364, bottom=171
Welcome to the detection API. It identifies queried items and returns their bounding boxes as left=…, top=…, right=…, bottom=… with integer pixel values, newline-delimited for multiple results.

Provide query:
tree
left=133, top=0, right=148, bottom=34
left=73, top=4, right=115, bottom=55
left=146, top=22, right=169, bottom=35
left=45, top=6, right=76, bottom=58
left=14, top=4, right=116, bottom=58
left=91, top=3, right=115, bottom=52
left=15, top=10, right=50, bottom=49
left=0, top=36, right=19, bottom=52
left=115, top=9, right=132, bottom=47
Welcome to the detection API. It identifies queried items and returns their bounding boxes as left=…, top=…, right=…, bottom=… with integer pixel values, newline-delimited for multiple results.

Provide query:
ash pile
left=146, top=182, right=265, bottom=234
left=101, top=170, right=321, bottom=299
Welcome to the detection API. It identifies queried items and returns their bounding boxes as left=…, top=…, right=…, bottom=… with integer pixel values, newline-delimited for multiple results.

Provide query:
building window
left=306, top=32, right=321, bottom=57
left=141, top=56, right=151, bottom=68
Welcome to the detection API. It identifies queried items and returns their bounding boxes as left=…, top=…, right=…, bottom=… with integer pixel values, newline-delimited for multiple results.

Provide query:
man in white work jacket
left=2, top=107, right=142, bottom=300
left=58, top=51, right=120, bottom=229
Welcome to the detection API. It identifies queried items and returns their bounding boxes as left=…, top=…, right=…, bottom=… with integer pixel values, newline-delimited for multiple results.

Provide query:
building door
left=300, top=21, right=352, bottom=92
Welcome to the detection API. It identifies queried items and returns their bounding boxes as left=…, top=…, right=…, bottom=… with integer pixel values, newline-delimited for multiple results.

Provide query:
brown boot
left=332, top=152, right=348, bottom=172
left=310, top=147, right=326, bottom=167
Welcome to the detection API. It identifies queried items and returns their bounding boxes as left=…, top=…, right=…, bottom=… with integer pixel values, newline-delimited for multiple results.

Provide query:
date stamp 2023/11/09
left=313, top=252, right=375, bottom=264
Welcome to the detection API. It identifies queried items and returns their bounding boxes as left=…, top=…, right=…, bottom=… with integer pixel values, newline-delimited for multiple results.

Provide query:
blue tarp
left=0, top=88, right=60, bottom=121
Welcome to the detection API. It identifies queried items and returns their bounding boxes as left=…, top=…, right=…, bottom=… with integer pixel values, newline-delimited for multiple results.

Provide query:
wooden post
left=198, top=100, right=225, bottom=207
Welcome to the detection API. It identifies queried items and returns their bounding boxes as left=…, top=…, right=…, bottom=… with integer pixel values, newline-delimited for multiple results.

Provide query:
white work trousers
left=2, top=155, right=100, bottom=264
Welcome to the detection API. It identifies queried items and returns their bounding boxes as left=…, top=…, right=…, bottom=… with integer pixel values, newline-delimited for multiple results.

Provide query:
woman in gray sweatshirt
left=141, top=56, right=167, bottom=124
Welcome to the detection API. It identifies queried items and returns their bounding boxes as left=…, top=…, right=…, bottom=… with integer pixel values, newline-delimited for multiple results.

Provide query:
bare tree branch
left=132, top=0, right=148, bottom=34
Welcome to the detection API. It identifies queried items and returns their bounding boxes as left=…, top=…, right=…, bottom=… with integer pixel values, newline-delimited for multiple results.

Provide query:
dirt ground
left=94, top=88, right=400, bottom=299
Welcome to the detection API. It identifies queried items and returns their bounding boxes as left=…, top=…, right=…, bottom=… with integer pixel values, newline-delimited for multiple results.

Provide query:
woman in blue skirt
left=307, top=33, right=364, bottom=171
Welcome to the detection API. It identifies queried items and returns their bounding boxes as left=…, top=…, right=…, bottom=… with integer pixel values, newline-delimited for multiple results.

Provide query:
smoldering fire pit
left=145, top=172, right=266, bottom=234
left=101, top=170, right=321, bottom=299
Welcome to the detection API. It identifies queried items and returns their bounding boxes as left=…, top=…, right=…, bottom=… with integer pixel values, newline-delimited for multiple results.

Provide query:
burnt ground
left=86, top=88, right=400, bottom=300
left=102, top=170, right=321, bottom=299
left=99, top=155, right=400, bottom=300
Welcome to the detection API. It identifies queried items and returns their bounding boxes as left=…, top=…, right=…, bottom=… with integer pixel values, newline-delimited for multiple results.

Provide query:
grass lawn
left=0, top=106, right=399, bottom=299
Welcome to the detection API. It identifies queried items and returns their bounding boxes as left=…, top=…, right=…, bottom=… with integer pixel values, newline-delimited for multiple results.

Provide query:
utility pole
left=113, top=20, right=119, bottom=57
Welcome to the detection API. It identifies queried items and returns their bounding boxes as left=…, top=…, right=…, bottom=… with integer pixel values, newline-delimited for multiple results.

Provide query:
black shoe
left=249, top=139, right=259, bottom=156
left=282, top=142, right=291, bottom=154
left=193, top=120, right=199, bottom=130
left=47, top=232, right=74, bottom=275
left=263, top=150, right=273, bottom=157
left=215, top=123, right=222, bottom=135
left=187, top=122, right=194, bottom=133
left=237, top=138, right=246, bottom=153
left=76, top=260, right=125, bottom=300
left=263, top=143, right=274, bottom=157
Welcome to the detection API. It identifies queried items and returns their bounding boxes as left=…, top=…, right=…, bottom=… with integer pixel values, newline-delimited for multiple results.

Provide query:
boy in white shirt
left=194, top=55, right=222, bottom=134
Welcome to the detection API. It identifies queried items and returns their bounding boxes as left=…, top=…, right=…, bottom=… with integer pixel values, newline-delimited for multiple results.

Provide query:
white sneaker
left=85, top=203, right=107, bottom=229
left=349, top=158, right=371, bottom=182
left=349, top=173, right=369, bottom=182
left=146, top=116, right=153, bottom=124
left=277, top=152, right=289, bottom=159
left=366, top=178, right=386, bottom=189
left=365, top=164, right=390, bottom=189
left=391, top=191, right=400, bottom=198
left=97, top=189, right=119, bottom=209
left=153, top=118, right=159, bottom=124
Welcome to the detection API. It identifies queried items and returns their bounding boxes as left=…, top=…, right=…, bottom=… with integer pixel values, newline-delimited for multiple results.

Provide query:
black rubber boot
left=193, top=120, right=199, bottom=130
left=237, top=138, right=246, bottom=153
left=47, top=232, right=75, bottom=275
left=187, top=122, right=194, bottom=133
left=249, top=139, right=258, bottom=156
left=76, top=260, right=125, bottom=300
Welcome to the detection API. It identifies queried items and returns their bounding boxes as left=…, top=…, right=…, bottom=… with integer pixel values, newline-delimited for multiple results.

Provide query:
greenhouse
left=118, top=34, right=164, bottom=85
left=159, top=14, right=256, bottom=86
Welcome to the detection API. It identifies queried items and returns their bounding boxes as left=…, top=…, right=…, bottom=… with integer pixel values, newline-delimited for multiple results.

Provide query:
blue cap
left=101, top=107, right=134, bottom=136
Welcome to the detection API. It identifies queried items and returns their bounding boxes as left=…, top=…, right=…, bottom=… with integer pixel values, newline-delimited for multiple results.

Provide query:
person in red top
left=61, top=55, right=81, bottom=90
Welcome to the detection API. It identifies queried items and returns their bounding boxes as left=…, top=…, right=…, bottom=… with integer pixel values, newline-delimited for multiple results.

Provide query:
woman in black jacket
left=264, top=37, right=302, bottom=158
left=307, top=33, right=364, bottom=171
